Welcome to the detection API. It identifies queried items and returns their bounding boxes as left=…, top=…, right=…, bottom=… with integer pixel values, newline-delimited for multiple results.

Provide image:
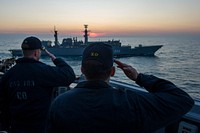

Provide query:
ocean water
left=0, top=34, right=200, bottom=100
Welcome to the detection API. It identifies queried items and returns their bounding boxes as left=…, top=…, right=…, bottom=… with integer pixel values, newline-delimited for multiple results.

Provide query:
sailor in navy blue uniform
left=45, top=42, right=194, bottom=133
left=0, top=36, right=76, bottom=133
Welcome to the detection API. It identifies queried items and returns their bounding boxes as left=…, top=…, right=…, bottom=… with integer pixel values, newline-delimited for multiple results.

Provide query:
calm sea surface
left=0, top=34, right=200, bottom=100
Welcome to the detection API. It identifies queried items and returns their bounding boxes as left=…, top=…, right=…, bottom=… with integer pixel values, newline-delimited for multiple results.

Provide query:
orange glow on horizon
left=89, top=32, right=107, bottom=37
left=0, top=24, right=200, bottom=37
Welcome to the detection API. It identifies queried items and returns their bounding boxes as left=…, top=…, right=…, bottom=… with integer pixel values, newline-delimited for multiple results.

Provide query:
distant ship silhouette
left=10, top=25, right=163, bottom=57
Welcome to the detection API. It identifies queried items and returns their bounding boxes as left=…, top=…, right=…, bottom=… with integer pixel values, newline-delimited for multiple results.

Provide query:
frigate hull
left=9, top=45, right=162, bottom=57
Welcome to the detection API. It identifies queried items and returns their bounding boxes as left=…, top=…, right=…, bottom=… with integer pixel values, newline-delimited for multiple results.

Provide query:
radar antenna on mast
left=83, top=24, right=90, bottom=44
left=54, top=26, right=59, bottom=47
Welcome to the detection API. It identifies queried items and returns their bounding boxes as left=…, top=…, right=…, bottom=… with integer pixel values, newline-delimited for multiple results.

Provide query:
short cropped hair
left=22, top=50, right=36, bottom=57
left=82, top=60, right=112, bottom=80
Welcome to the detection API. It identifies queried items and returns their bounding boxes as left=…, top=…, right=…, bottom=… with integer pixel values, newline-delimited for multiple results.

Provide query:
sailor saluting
left=0, top=36, right=76, bottom=133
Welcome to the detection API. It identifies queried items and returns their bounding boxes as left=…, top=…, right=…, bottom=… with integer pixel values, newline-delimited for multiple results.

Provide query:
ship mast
left=54, top=26, right=59, bottom=47
left=83, top=25, right=89, bottom=44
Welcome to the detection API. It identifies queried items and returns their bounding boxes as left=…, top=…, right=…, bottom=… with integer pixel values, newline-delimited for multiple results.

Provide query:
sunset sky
left=0, top=0, right=200, bottom=37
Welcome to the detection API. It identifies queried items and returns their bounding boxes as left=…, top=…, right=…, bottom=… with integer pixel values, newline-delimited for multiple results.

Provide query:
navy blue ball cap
left=21, top=36, right=42, bottom=50
left=82, top=42, right=114, bottom=70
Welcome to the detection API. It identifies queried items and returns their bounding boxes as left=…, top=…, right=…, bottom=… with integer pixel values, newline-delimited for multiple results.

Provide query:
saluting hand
left=114, top=59, right=138, bottom=81
left=45, top=49, right=56, bottom=61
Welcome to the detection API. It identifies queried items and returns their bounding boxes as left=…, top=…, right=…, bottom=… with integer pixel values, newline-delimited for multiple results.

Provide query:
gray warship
left=9, top=25, right=163, bottom=57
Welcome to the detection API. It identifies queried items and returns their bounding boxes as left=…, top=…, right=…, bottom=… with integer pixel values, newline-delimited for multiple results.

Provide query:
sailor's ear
left=110, top=66, right=115, bottom=77
left=81, top=66, right=85, bottom=74
left=33, top=50, right=39, bottom=57
left=33, top=50, right=37, bottom=56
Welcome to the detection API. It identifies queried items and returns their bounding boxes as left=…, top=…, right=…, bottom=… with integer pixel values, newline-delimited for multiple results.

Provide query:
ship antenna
left=54, top=26, right=59, bottom=47
left=83, top=24, right=90, bottom=44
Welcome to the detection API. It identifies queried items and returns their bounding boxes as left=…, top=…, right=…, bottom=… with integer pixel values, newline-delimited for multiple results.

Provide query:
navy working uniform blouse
left=0, top=57, right=75, bottom=133
left=46, top=73, right=194, bottom=133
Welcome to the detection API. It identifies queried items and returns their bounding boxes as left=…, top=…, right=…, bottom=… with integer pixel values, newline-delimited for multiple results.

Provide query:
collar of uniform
left=75, top=80, right=111, bottom=89
left=16, top=57, right=40, bottom=63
